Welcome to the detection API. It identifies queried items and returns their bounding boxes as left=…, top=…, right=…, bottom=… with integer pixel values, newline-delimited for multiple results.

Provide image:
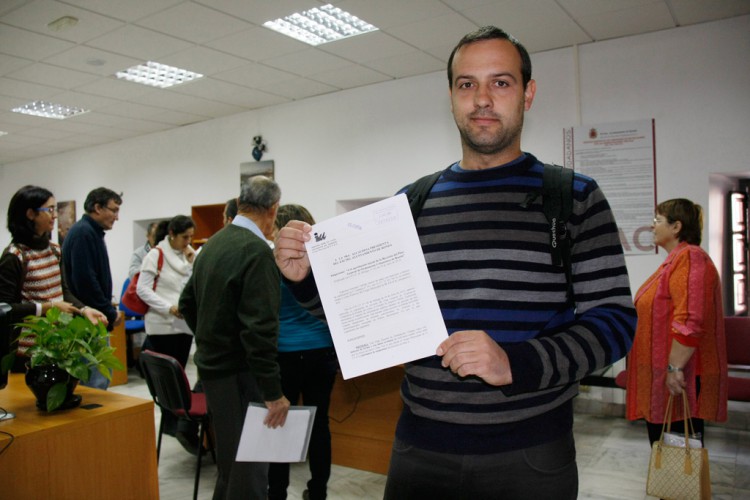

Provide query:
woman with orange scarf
left=626, top=198, right=728, bottom=444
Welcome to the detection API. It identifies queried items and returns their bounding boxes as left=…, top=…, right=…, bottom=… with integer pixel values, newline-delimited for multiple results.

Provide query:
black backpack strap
left=542, top=164, right=575, bottom=300
left=406, top=168, right=446, bottom=221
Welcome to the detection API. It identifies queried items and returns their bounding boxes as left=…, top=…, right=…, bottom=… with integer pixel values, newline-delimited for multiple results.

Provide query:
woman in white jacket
left=137, top=215, right=196, bottom=367
left=137, top=215, right=198, bottom=453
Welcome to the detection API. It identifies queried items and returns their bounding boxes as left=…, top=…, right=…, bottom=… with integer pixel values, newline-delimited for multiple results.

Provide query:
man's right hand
left=273, top=220, right=312, bottom=282
left=264, top=396, right=291, bottom=428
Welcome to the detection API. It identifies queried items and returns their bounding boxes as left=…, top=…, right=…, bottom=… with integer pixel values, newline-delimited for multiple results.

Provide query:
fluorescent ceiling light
left=0, top=131, right=7, bottom=137
left=116, top=61, right=203, bottom=89
left=263, top=4, right=378, bottom=46
left=12, top=101, right=89, bottom=120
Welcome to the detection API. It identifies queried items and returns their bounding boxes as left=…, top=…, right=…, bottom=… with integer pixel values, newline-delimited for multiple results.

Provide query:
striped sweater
left=290, top=153, right=636, bottom=454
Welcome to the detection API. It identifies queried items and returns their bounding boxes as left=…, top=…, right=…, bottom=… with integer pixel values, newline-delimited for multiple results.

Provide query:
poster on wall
left=56, top=201, right=76, bottom=246
left=563, top=119, right=656, bottom=256
left=240, top=160, right=274, bottom=187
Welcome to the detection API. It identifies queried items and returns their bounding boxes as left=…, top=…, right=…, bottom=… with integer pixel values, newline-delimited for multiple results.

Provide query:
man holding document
left=274, top=26, right=636, bottom=499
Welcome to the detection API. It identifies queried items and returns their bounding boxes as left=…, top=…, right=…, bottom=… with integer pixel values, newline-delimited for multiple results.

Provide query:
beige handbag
left=646, top=391, right=711, bottom=500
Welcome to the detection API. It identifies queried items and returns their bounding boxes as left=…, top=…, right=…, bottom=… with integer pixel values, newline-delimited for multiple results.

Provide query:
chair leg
left=193, top=421, right=205, bottom=500
left=156, top=414, right=165, bottom=463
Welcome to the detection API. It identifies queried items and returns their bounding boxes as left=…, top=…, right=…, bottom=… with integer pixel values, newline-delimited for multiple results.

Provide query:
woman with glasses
left=0, top=185, right=107, bottom=371
left=625, top=198, right=728, bottom=445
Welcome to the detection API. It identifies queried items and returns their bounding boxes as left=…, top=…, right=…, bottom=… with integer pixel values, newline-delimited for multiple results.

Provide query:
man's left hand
left=437, top=330, right=512, bottom=386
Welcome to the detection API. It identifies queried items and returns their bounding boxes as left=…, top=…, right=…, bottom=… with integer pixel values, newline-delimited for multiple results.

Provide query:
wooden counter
left=0, top=373, right=158, bottom=499
left=329, top=366, right=403, bottom=475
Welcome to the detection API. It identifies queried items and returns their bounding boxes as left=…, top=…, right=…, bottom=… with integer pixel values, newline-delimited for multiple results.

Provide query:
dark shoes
left=175, top=430, right=205, bottom=456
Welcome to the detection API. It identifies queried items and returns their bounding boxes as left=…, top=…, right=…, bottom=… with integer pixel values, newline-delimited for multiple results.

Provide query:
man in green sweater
left=180, top=175, right=289, bottom=500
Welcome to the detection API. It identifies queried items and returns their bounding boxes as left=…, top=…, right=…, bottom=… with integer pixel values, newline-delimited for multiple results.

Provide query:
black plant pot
left=25, top=364, right=81, bottom=411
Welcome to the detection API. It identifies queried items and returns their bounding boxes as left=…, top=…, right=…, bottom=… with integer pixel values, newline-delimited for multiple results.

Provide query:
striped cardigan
left=290, top=153, right=636, bottom=454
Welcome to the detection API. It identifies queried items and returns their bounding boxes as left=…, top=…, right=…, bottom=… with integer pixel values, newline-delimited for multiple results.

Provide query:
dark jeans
left=384, top=431, right=578, bottom=500
left=204, top=371, right=267, bottom=500
left=268, top=347, right=338, bottom=500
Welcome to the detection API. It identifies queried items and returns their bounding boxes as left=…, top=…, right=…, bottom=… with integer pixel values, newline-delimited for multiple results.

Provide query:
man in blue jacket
left=62, top=187, right=122, bottom=389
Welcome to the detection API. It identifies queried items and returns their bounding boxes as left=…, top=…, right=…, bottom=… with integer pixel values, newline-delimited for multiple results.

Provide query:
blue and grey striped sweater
left=290, top=153, right=636, bottom=454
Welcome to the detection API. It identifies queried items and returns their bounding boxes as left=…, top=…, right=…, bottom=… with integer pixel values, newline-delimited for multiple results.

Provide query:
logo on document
left=314, top=232, right=326, bottom=242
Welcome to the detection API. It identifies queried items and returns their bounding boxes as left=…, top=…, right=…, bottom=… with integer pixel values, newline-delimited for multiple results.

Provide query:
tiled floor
left=111, top=363, right=750, bottom=500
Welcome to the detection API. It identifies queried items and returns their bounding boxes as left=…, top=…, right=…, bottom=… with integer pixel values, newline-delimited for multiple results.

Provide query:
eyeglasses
left=36, top=207, right=57, bottom=215
left=653, top=217, right=673, bottom=225
left=102, top=205, right=120, bottom=215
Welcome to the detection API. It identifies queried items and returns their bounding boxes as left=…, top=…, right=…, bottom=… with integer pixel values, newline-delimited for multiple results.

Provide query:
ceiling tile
left=668, top=0, right=750, bottom=25
left=158, top=46, right=250, bottom=76
left=0, top=53, right=34, bottom=76
left=364, top=51, right=444, bottom=78
left=74, top=77, right=154, bottom=101
left=460, top=0, right=592, bottom=52
left=206, top=26, right=306, bottom=62
left=257, top=77, right=338, bottom=100
left=194, top=0, right=326, bottom=24
left=170, top=78, right=289, bottom=108
left=135, top=2, right=251, bottom=44
left=47, top=89, right=120, bottom=109
left=0, top=1, right=27, bottom=17
left=87, top=24, right=193, bottom=61
left=60, top=0, right=185, bottom=23
left=0, top=76, right=63, bottom=100
left=321, top=31, right=415, bottom=62
left=7, top=62, right=99, bottom=90
left=263, top=49, right=353, bottom=77
left=386, top=14, right=478, bottom=51
left=338, top=0, right=453, bottom=29
left=127, top=90, right=244, bottom=118
left=576, top=3, right=675, bottom=41
left=213, top=62, right=297, bottom=88
left=1, top=0, right=125, bottom=43
left=42, top=45, right=141, bottom=76
left=0, top=24, right=75, bottom=60
left=311, top=64, right=391, bottom=89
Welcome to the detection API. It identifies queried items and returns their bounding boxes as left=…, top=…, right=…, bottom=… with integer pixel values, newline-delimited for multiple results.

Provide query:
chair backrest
left=724, top=316, right=750, bottom=369
left=119, top=278, right=144, bottom=319
left=139, top=350, right=193, bottom=413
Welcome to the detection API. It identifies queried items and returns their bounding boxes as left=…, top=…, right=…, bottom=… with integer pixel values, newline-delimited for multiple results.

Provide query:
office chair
left=139, top=350, right=215, bottom=500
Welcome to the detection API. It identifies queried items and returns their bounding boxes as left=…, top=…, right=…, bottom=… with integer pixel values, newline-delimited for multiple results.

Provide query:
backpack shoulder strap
left=406, top=168, right=448, bottom=221
left=542, top=163, right=575, bottom=300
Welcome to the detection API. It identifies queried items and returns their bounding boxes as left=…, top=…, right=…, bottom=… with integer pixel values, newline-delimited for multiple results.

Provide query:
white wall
left=1, top=15, right=749, bottom=303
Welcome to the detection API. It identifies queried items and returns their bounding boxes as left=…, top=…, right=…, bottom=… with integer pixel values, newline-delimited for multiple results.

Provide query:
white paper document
left=305, top=193, right=448, bottom=379
left=236, top=404, right=316, bottom=462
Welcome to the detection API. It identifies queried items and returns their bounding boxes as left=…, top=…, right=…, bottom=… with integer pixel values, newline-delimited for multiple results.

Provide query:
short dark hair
left=238, top=176, right=281, bottom=213
left=657, top=198, right=703, bottom=245
left=225, top=198, right=238, bottom=220
left=7, top=185, right=54, bottom=246
left=275, top=204, right=315, bottom=229
left=447, top=26, right=532, bottom=89
left=84, top=187, right=122, bottom=213
left=168, top=215, right=195, bottom=236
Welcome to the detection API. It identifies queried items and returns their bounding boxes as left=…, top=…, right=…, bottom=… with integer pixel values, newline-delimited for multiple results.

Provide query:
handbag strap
left=152, top=248, right=164, bottom=290
left=658, top=390, right=696, bottom=475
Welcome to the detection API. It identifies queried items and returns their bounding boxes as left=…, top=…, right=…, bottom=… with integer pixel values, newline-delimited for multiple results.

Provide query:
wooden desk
left=0, top=373, right=158, bottom=499
left=110, top=311, right=128, bottom=386
left=329, top=366, right=403, bottom=474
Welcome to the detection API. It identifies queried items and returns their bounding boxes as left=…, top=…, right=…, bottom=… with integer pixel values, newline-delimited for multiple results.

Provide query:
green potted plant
left=0, top=307, right=123, bottom=411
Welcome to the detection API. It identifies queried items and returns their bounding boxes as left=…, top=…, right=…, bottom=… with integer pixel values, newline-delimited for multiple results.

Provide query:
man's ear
left=524, top=79, right=537, bottom=111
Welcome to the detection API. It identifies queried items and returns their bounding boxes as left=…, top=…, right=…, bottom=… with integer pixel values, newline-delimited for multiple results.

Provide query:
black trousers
left=267, top=348, right=338, bottom=500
